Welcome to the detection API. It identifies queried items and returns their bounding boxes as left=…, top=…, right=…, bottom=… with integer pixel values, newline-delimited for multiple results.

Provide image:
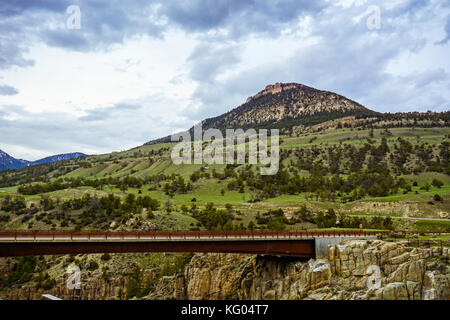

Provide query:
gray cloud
left=0, top=0, right=68, bottom=17
left=0, top=0, right=164, bottom=69
left=187, top=43, right=241, bottom=82
left=413, top=68, right=448, bottom=88
left=0, top=100, right=188, bottom=159
left=0, top=0, right=327, bottom=71
left=79, top=103, right=142, bottom=122
left=159, top=0, right=326, bottom=36
left=181, top=0, right=450, bottom=121
left=0, top=84, right=19, bottom=95
left=436, top=14, right=450, bottom=45
left=39, top=1, right=165, bottom=52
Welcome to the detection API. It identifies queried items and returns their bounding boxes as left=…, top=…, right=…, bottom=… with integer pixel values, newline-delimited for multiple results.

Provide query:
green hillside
left=1, top=125, right=449, bottom=234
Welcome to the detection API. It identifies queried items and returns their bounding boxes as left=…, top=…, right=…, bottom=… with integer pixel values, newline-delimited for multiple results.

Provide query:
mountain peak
left=145, top=83, right=378, bottom=145
left=200, top=82, right=375, bottom=131
left=245, top=82, right=308, bottom=103
left=0, top=150, right=87, bottom=172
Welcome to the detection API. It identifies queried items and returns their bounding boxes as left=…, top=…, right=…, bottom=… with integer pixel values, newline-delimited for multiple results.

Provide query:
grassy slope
left=41, top=127, right=450, bottom=179
left=1, top=127, right=449, bottom=231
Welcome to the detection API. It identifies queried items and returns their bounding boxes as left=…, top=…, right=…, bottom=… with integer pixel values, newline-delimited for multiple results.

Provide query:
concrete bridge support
left=314, top=237, right=378, bottom=258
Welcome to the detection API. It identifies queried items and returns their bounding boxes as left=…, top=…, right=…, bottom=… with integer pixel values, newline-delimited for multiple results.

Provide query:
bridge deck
left=0, top=230, right=388, bottom=242
left=0, top=230, right=390, bottom=258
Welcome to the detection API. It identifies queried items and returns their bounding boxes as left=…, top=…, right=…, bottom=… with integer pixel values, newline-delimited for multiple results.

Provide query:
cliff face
left=1, top=271, right=128, bottom=300
left=1, top=240, right=448, bottom=300
left=177, top=240, right=449, bottom=300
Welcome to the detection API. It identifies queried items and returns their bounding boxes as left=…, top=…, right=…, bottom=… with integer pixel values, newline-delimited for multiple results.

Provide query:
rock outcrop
left=1, top=240, right=448, bottom=300
left=1, top=271, right=128, bottom=300
left=177, top=240, right=449, bottom=300
left=200, top=83, right=375, bottom=131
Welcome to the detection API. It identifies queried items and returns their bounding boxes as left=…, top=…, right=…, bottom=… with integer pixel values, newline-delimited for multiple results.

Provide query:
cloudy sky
left=0, top=0, right=449, bottom=160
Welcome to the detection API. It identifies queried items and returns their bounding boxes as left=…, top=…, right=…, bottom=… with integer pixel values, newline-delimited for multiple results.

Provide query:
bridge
left=0, top=230, right=390, bottom=258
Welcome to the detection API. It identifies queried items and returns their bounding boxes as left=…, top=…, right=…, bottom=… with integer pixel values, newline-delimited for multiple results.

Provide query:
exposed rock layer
left=179, top=240, right=449, bottom=300
left=1, top=240, right=448, bottom=300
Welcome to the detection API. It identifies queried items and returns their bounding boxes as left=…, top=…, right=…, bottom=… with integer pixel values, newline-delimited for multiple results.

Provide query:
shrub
left=7, top=256, right=36, bottom=285
left=0, top=214, right=10, bottom=223
left=36, top=273, right=56, bottom=290
left=100, top=253, right=111, bottom=261
left=87, top=261, right=99, bottom=271
left=431, top=179, right=444, bottom=189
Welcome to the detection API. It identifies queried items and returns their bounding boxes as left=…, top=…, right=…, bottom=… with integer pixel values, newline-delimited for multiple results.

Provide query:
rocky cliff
left=153, top=240, right=449, bottom=300
left=1, top=240, right=448, bottom=300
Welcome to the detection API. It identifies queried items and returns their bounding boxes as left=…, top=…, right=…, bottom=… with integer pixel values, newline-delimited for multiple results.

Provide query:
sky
left=0, top=0, right=449, bottom=160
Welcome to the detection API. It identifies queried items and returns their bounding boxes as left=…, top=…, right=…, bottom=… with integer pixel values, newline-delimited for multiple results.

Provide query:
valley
left=0, top=84, right=448, bottom=300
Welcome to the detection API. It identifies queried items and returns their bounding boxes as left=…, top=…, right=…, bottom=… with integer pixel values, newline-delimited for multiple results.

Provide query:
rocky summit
left=146, top=82, right=378, bottom=144
left=203, top=82, right=375, bottom=130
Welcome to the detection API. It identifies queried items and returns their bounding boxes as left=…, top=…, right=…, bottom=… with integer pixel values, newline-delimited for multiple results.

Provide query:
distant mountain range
left=0, top=150, right=86, bottom=172
left=146, top=82, right=379, bottom=144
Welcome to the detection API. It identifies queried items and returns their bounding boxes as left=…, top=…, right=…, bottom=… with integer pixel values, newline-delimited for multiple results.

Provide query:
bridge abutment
left=314, top=236, right=378, bottom=258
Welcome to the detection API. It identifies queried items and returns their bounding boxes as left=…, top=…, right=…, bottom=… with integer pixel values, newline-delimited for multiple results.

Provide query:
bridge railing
left=0, top=229, right=396, bottom=241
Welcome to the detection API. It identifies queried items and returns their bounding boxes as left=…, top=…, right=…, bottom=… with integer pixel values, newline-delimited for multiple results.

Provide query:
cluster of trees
left=296, top=206, right=393, bottom=230
left=125, top=253, right=192, bottom=299
left=225, top=166, right=406, bottom=201
left=0, top=196, right=42, bottom=226
left=126, top=146, right=169, bottom=160
left=289, top=137, right=448, bottom=176
left=17, top=180, right=79, bottom=195
left=199, top=137, right=447, bottom=202
left=0, top=256, right=37, bottom=289
left=251, top=206, right=394, bottom=231
left=1, top=195, right=26, bottom=213
left=2, top=192, right=161, bottom=230
left=16, top=177, right=136, bottom=195
left=332, top=112, right=450, bottom=131
left=163, top=176, right=193, bottom=196
left=16, top=173, right=193, bottom=196
left=35, top=272, right=57, bottom=290
left=255, top=209, right=289, bottom=230
left=65, top=193, right=160, bottom=229
left=374, top=111, right=450, bottom=127
left=192, top=202, right=235, bottom=230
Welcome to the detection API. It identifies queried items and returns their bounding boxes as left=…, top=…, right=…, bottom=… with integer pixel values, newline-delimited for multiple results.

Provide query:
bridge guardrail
left=0, top=229, right=396, bottom=241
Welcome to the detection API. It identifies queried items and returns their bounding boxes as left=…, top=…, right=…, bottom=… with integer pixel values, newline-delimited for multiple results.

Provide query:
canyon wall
left=1, top=240, right=448, bottom=300
left=176, top=240, right=449, bottom=300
